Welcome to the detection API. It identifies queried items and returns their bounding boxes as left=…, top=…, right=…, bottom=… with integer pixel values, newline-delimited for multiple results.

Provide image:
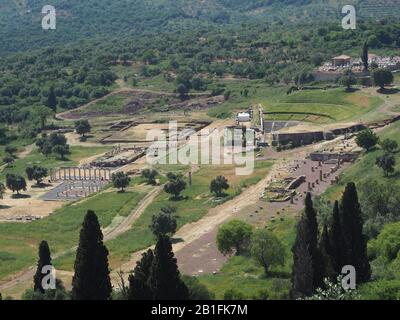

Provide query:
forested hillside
left=0, top=0, right=399, bottom=55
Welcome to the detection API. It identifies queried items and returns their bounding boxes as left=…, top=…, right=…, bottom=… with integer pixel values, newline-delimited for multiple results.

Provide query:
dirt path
left=110, top=136, right=353, bottom=281
left=0, top=144, right=34, bottom=173
left=0, top=184, right=162, bottom=293
left=104, top=186, right=162, bottom=241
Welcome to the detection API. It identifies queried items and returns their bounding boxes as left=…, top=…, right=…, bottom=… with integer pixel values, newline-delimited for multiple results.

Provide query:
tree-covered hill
left=0, top=0, right=399, bottom=55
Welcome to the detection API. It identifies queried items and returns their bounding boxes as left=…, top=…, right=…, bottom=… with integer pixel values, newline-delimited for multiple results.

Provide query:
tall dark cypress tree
left=33, top=240, right=52, bottom=293
left=340, top=183, right=371, bottom=283
left=71, top=210, right=112, bottom=300
left=149, top=235, right=189, bottom=300
left=128, top=249, right=154, bottom=300
left=303, top=193, right=324, bottom=288
left=329, top=201, right=346, bottom=274
left=361, top=41, right=369, bottom=71
left=291, top=219, right=314, bottom=299
left=319, top=224, right=335, bottom=280
left=47, top=87, right=57, bottom=113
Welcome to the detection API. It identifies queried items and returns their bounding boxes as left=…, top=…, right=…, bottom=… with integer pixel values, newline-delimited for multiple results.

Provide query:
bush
left=182, top=276, right=215, bottom=300
left=217, top=220, right=252, bottom=256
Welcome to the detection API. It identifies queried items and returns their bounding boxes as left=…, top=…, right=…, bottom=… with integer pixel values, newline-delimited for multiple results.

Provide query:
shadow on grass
left=11, top=193, right=31, bottom=199
left=79, top=135, right=94, bottom=142
left=345, top=87, right=360, bottom=93
left=171, top=237, right=184, bottom=244
left=377, top=88, right=400, bottom=95
left=265, top=270, right=291, bottom=279
left=31, top=183, right=53, bottom=189
left=168, top=195, right=188, bottom=201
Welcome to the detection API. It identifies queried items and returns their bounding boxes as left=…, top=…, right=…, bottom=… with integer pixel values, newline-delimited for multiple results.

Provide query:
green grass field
left=197, top=216, right=296, bottom=299
left=0, top=146, right=111, bottom=180
left=263, top=89, right=383, bottom=124
left=206, top=82, right=383, bottom=124
left=104, top=161, right=274, bottom=269
left=0, top=182, right=147, bottom=280
left=324, top=120, right=400, bottom=201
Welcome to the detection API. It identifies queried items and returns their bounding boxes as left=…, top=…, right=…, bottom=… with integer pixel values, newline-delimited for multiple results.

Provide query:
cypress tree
left=47, top=87, right=57, bottom=113
left=71, top=210, right=112, bottom=300
left=128, top=249, right=154, bottom=300
left=340, top=183, right=371, bottom=283
left=149, top=235, right=189, bottom=300
left=33, top=240, right=52, bottom=294
left=361, top=41, right=369, bottom=71
left=318, top=225, right=335, bottom=280
left=303, top=193, right=324, bottom=288
left=291, top=219, right=314, bottom=299
left=329, top=201, right=346, bottom=274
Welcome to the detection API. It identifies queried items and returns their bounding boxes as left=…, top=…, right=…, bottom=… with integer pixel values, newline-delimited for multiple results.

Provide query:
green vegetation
left=198, top=217, right=296, bottom=299
left=0, top=145, right=110, bottom=180
left=217, top=220, right=253, bottom=256
left=0, top=186, right=146, bottom=279
left=105, top=161, right=273, bottom=268
left=325, top=121, right=400, bottom=201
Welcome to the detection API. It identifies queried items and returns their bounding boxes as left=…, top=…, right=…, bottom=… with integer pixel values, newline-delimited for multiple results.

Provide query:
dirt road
left=0, top=184, right=163, bottom=293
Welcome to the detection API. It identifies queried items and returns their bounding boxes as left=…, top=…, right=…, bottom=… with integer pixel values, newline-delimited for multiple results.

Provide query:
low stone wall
left=272, top=131, right=325, bottom=147
left=310, top=152, right=359, bottom=162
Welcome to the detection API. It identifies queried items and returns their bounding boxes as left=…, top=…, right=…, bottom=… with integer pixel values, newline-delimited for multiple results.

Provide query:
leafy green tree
left=0, top=126, right=8, bottom=145
left=5, top=145, right=17, bottom=157
left=340, top=183, right=371, bottom=283
left=128, top=249, right=154, bottom=300
left=376, top=153, right=396, bottom=177
left=368, top=222, right=400, bottom=262
left=148, top=235, right=189, bottom=300
left=52, top=145, right=69, bottom=160
left=26, top=166, right=48, bottom=185
left=359, top=179, right=400, bottom=238
left=164, top=173, right=186, bottom=200
left=71, top=210, right=112, bottom=300
left=3, top=155, right=14, bottom=167
left=356, top=129, right=379, bottom=151
left=0, top=182, right=5, bottom=199
left=6, top=174, right=27, bottom=195
left=339, top=73, right=357, bottom=91
left=217, top=220, right=253, bottom=256
left=150, top=207, right=177, bottom=237
left=141, top=168, right=158, bottom=185
left=33, top=106, right=53, bottom=130
left=33, top=241, right=52, bottom=294
left=112, top=172, right=131, bottom=192
left=373, top=68, right=394, bottom=90
left=250, top=229, right=285, bottom=275
left=224, top=289, right=246, bottom=300
left=380, top=138, right=398, bottom=153
left=75, top=120, right=91, bottom=138
left=210, top=176, right=229, bottom=197
left=177, top=83, right=189, bottom=100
